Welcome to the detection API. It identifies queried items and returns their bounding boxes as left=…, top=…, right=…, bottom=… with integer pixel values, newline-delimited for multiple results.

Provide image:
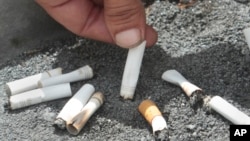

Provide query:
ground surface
left=1, top=0, right=250, bottom=141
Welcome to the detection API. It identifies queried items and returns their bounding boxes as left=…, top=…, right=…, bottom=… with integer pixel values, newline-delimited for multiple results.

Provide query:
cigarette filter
left=138, top=99, right=167, bottom=134
left=8, top=83, right=72, bottom=110
left=38, top=65, right=93, bottom=88
left=208, top=96, right=250, bottom=125
left=162, top=70, right=202, bottom=97
left=66, top=92, right=104, bottom=135
left=55, top=84, right=95, bottom=129
left=5, top=68, right=62, bottom=96
left=243, top=27, right=250, bottom=50
left=120, top=41, right=146, bottom=99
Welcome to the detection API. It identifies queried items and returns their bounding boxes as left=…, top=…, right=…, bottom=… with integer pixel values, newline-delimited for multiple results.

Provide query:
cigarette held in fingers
left=55, top=84, right=95, bottom=129
left=162, top=69, right=202, bottom=97
left=138, top=99, right=167, bottom=134
left=6, top=83, right=72, bottom=110
left=5, top=67, right=62, bottom=96
left=120, top=41, right=146, bottom=99
left=66, top=92, right=105, bottom=135
left=38, top=65, right=93, bottom=88
left=207, top=96, right=250, bottom=125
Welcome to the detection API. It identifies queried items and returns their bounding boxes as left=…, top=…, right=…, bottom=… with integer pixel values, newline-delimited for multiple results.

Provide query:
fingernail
left=115, top=28, right=142, bottom=48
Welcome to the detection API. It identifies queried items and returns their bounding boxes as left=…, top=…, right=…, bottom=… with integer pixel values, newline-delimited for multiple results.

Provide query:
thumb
left=104, top=0, right=146, bottom=48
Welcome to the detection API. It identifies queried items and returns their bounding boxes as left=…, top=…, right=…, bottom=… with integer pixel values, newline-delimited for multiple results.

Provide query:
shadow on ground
left=0, top=0, right=74, bottom=66
left=43, top=37, right=250, bottom=135
left=1, top=33, right=250, bottom=140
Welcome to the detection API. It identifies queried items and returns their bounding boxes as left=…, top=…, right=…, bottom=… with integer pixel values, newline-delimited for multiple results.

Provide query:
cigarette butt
left=8, top=83, right=72, bottom=110
left=138, top=99, right=167, bottom=134
left=208, top=96, right=250, bottom=125
left=120, top=41, right=146, bottom=99
left=66, top=92, right=104, bottom=135
left=243, top=27, right=250, bottom=50
left=55, top=84, right=95, bottom=129
left=162, top=70, right=202, bottom=97
left=5, top=67, right=62, bottom=96
left=38, top=65, right=93, bottom=88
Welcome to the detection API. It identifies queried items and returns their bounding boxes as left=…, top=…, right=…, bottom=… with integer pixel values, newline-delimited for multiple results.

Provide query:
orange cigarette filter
left=138, top=99, right=162, bottom=124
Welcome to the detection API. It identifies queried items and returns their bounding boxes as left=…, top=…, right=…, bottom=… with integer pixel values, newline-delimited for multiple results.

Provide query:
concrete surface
left=1, top=0, right=250, bottom=141
left=0, top=0, right=74, bottom=66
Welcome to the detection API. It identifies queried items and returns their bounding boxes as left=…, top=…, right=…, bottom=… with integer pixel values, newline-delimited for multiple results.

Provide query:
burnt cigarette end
left=189, top=90, right=205, bottom=110
left=3, top=100, right=11, bottom=111
left=154, top=128, right=169, bottom=141
left=54, top=118, right=66, bottom=130
left=202, top=96, right=213, bottom=113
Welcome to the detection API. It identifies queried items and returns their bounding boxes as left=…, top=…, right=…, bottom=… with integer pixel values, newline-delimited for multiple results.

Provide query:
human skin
left=35, top=0, right=158, bottom=48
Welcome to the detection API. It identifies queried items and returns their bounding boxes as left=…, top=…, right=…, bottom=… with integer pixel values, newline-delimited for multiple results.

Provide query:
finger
left=92, top=0, right=104, bottom=6
left=145, top=25, right=158, bottom=47
left=35, top=0, right=95, bottom=34
left=104, top=0, right=146, bottom=48
left=35, top=0, right=70, bottom=7
left=35, top=0, right=113, bottom=43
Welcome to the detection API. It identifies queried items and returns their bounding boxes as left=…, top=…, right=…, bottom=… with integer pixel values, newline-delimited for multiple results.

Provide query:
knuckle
left=105, top=4, right=142, bottom=25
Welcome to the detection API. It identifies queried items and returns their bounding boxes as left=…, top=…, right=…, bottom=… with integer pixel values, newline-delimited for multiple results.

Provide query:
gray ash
left=3, top=100, right=10, bottom=112
left=189, top=90, right=205, bottom=110
left=154, top=128, right=169, bottom=141
left=54, top=118, right=66, bottom=130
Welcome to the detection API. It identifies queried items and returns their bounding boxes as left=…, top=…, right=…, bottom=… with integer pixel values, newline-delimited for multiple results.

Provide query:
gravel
left=1, top=0, right=250, bottom=140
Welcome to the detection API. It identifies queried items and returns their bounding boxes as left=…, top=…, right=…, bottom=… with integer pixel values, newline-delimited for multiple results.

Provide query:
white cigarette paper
left=208, top=96, right=250, bottom=125
left=152, top=116, right=168, bottom=135
left=8, top=83, right=72, bottom=110
left=66, top=92, right=104, bottom=135
left=162, top=70, right=202, bottom=97
left=55, top=84, right=95, bottom=129
left=243, top=27, right=250, bottom=50
left=120, top=41, right=146, bottom=99
left=38, top=65, right=93, bottom=88
left=5, top=68, right=62, bottom=96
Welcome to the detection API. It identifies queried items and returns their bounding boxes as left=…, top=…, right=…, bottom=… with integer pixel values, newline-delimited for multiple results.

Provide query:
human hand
left=35, top=0, right=158, bottom=48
